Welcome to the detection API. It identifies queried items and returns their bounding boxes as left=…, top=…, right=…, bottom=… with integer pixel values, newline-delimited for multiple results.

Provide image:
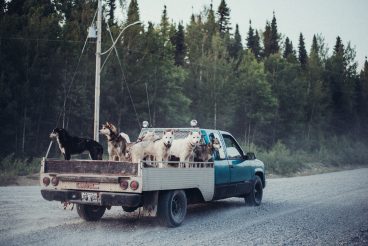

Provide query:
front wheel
left=76, top=204, right=106, bottom=221
left=244, top=175, right=263, bottom=206
left=157, top=190, right=187, bottom=227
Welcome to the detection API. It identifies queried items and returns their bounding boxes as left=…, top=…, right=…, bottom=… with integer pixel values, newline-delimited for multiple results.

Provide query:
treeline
left=1, top=0, right=368, bottom=161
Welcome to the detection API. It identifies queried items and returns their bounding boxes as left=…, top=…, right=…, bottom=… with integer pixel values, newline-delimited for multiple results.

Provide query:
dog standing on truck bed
left=50, top=128, right=103, bottom=160
left=170, top=131, right=201, bottom=166
left=99, top=122, right=127, bottom=161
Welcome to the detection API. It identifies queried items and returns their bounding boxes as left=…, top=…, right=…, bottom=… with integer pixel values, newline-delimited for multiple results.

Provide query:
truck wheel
left=158, top=190, right=187, bottom=227
left=244, top=175, right=263, bottom=206
left=76, top=204, right=106, bottom=221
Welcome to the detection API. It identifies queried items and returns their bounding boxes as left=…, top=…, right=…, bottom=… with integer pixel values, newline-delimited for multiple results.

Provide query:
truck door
left=221, top=134, right=252, bottom=183
left=204, top=130, right=230, bottom=185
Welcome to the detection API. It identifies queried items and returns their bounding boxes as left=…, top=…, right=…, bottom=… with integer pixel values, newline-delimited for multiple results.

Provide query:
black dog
left=50, top=128, right=103, bottom=160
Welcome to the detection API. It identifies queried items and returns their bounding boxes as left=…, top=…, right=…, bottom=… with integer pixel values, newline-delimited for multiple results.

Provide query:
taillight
left=130, top=180, right=139, bottom=190
left=119, top=179, right=129, bottom=190
left=43, top=177, right=50, bottom=186
left=51, top=176, right=59, bottom=186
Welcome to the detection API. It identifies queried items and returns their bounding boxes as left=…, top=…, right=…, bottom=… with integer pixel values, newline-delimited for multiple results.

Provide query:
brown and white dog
left=130, top=130, right=174, bottom=167
left=99, top=122, right=128, bottom=161
left=193, top=137, right=221, bottom=162
left=170, top=131, right=201, bottom=166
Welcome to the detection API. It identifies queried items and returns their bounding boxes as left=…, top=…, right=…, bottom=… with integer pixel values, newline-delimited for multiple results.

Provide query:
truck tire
left=157, top=190, right=187, bottom=227
left=244, top=175, right=263, bottom=206
left=76, top=204, right=106, bottom=221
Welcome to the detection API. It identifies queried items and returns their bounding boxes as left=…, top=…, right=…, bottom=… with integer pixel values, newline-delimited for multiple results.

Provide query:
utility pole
left=93, top=0, right=102, bottom=142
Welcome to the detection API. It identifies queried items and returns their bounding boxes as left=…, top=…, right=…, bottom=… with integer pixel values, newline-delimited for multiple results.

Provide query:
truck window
left=222, top=134, right=243, bottom=160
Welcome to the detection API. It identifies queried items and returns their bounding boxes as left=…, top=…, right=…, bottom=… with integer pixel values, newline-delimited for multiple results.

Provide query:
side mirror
left=244, top=152, right=256, bottom=160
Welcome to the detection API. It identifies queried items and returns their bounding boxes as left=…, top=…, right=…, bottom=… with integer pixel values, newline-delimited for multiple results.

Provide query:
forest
left=1, top=0, right=368, bottom=177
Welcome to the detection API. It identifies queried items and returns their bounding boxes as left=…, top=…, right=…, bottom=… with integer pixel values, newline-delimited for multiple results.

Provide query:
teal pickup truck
left=40, top=126, right=265, bottom=227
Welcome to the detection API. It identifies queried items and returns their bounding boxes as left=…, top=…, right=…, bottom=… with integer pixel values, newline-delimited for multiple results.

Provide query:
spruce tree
left=216, top=0, right=231, bottom=37
left=247, top=20, right=261, bottom=59
left=283, top=37, right=293, bottom=58
left=229, top=24, right=243, bottom=59
left=298, top=33, right=307, bottom=69
left=311, top=35, right=319, bottom=55
left=203, top=3, right=217, bottom=52
left=263, top=21, right=272, bottom=57
left=253, top=30, right=262, bottom=60
left=270, top=12, right=280, bottom=54
left=173, top=22, right=186, bottom=66
left=246, top=20, right=255, bottom=50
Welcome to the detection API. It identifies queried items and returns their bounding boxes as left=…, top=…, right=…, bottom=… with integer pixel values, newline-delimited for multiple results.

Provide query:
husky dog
left=193, top=137, right=221, bottom=162
left=99, top=122, right=128, bottom=161
left=125, top=131, right=158, bottom=161
left=170, top=131, right=201, bottom=166
left=49, top=128, right=103, bottom=160
left=130, top=130, right=174, bottom=167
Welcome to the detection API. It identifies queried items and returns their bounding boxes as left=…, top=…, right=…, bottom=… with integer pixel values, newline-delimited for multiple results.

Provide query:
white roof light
left=190, top=119, right=198, bottom=127
left=142, top=121, right=149, bottom=128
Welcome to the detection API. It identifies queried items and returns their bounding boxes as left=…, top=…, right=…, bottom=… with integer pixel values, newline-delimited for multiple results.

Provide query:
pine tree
left=247, top=20, right=261, bottom=59
left=283, top=37, right=293, bottom=59
left=270, top=12, right=280, bottom=54
left=160, top=5, right=169, bottom=39
left=216, top=0, right=231, bottom=37
left=229, top=24, right=243, bottom=60
left=203, top=3, right=217, bottom=52
left=298, top=33, right=307, bottom=69
left=311, top=35, right=319, bottom=55
left=263, top=21, right=272, bottom=57
left=172, top=22, right=186, bottom=66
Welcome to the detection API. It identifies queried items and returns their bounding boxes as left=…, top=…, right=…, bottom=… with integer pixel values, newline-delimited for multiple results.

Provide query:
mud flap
left=140, top=191, right=159, bottom=217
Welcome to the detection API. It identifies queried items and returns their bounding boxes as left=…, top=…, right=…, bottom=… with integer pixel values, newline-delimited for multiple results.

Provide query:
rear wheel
left=158, top=190, right=187, bottom=227
left=76, top=204, right=106, bottom=221
left=244, top=175, right=263, bottom=206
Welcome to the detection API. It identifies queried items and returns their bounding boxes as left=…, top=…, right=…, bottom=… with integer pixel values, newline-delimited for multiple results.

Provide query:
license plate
left=81, top=192, right=100, bottom=203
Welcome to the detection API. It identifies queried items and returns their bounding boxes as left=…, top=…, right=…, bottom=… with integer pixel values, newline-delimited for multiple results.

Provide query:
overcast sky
left=118, top=0, right=368, bottom=70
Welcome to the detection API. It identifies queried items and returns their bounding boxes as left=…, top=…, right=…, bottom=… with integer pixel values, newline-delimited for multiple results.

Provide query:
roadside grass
left=243, top=137, right=368, bottom=177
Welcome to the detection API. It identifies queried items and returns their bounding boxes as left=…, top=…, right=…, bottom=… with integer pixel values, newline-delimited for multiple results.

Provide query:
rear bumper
left=41, top=189, right=142, bottom=207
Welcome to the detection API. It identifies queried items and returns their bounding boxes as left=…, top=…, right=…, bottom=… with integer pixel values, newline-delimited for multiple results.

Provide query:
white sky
left=117, top=0, right=368, bottom=70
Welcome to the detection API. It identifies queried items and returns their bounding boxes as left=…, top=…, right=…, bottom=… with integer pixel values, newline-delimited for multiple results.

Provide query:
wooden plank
left=45, top=159, right=138, bottom=175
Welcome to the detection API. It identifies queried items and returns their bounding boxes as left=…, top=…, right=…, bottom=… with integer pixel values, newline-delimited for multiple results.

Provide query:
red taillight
left=130, top=180, right=139, bottom=190
left=51, top=176, right=59, bottom=186
left=119, top=179, right=129, bottom=190
left=43, top=177, right=50, bottom=186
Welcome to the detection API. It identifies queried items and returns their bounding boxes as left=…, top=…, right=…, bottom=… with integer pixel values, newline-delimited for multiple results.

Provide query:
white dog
left=130, top=130, right=174, bottom=167
left=170, top=131, right=201, bottom=167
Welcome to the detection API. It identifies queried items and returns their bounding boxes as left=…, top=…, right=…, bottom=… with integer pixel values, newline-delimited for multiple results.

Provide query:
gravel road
left=1, top=168, right=367, bottom=246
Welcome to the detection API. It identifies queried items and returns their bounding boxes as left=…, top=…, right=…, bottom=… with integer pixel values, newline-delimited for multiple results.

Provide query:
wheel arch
left=255, top=170, right=265, bottom=188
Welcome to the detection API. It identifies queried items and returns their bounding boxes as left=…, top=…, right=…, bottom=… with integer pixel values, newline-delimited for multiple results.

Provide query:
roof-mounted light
left=142, top=121, right=149, bottom=128
left=190, top=119, right=198, bottom=127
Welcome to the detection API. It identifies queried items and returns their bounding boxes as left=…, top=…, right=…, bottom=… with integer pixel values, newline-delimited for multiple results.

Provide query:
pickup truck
left=40, top=127, right=265, bottom=227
